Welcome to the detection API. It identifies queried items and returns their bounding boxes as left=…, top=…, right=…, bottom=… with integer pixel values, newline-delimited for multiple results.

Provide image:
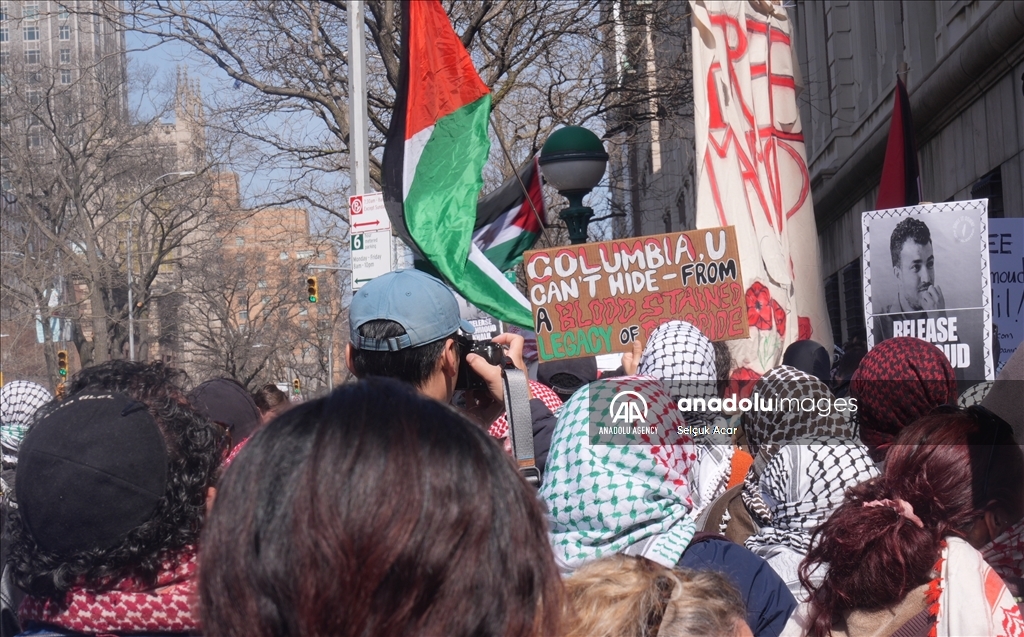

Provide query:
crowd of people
left=0, top=268, right=1021, bottom=637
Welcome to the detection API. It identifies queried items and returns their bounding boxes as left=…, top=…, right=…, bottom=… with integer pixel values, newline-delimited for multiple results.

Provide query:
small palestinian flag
left=876, top=77, right=921, bottom=209
left=382, top=0, right=533, bottom=329
left=473, top=156, right=545, bottom=272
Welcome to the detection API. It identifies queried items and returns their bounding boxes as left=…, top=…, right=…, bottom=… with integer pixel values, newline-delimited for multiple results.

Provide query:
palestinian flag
left=876, top=77, right=921, bottom=209
left=382, top=0, right=533, bottom=329
left=473, top=156, right=545, bottom=272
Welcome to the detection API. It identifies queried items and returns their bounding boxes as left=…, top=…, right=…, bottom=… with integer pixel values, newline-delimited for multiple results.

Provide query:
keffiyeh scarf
left=19, top=550, right=200, bottom=634
left=741, top=366, right=854, bottom=458
left=744, top=437, right=879, bottom=554
left=489, top=380, right=563, bottom=442
left=932, top=537, right=1024, bottom=637
left=851, top=337, right=957, bottom=461
left=637, top=320, right=728, bottom=516
left=958, top=381, right=994, bottom=408
left=1, top=380, right=52, bottom=465
left=539, top=377, right=697, bottom=572
left=983, top=518, right=1024, bottom=603
left=637, top=320, right=719, bottom=430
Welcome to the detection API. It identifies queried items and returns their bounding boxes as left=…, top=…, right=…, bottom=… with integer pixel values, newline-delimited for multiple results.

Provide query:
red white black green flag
left=382, top=0, right=533, bottom=328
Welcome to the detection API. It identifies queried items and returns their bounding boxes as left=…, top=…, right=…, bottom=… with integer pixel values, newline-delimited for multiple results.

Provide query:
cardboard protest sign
left=524, top=227, right=747, bottom=361
left=862, top=199, right=994, bottom=382
left=989, top=218, right=1024, bottom=375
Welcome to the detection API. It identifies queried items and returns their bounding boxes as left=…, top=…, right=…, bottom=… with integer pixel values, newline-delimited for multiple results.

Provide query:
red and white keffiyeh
left=488, top=380, right=563, bottom=446
left=20, top=550, right=199, bottom=634
left=932, top=537, right=1023, bottom=637
left=984, top=518, right=1024, bottom=595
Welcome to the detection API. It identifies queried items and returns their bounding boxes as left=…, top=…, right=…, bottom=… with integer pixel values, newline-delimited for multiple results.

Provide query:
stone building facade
left=791, top=0, right=1024, bottom=345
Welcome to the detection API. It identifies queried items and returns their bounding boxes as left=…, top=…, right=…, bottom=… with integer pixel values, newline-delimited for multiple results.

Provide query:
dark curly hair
left=889, top=217, right=931, bottom=268
left=5, top=360, right=227, bottom=599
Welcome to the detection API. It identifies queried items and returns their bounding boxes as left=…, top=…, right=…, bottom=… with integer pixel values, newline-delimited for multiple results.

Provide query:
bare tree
left=115, top=1, right=693, bottom=228
left=0, top=5, right=217, bottom=370
left=172, top=198, right=346, bottom=393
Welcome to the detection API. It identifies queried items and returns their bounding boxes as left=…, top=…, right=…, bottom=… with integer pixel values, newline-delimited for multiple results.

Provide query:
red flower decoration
left=798, top=317, right=812, bottom=341
left=746, top=282, right=773, bottom=330
left=727, top=367, right=762, bottom=401
left=770, top=299, right=786, bottom=337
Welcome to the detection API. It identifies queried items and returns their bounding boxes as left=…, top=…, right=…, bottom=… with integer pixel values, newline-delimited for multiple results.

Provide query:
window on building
left=971, top=166, right=1003, bottom=218
left=59, top=25, right=70, bottom=40
left=296, top=250, right=313, bottom=259
left=60, top=68, right=71, bottom=84
left=25, top=48, right=40, bottom=64
left=24, top=25, right=40, bottom=41
left=257, top=279, right=268, bottom=288
left=27, top=89, right=41, bottom=105
left=0, top=27, right=7, bottom=43
left=279, top=251, right=288, bottom=260
left=0, top=50, right=9, bottom=67
left=300, top=320, right=310, bottom=329
left=58, top=4, right=69, bottom=19
left=59, top=48, right=71, bottom=64
left=238, top=310, right=249, bottom=322
left=235, top=236, right=244, bottom=247
left=0, top=3, right=8, bottom=21
left=299, top=308, right=308, bottom=316
left=28, top=127, right=43, bottom=148
left=27, top=70, right=41, bottom=84
left=23, top=2, right=38, bottom=20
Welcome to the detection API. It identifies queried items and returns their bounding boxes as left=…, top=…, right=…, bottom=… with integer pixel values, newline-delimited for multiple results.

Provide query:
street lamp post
left=538, top=126, right=609, bottom=244
left=127, top=171, right=195, bottom=361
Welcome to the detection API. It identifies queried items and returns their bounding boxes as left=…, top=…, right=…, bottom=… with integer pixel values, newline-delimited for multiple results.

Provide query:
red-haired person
left=783, top=408, right=1024, bottom=636
left=198, top=377, right=563, bottom=637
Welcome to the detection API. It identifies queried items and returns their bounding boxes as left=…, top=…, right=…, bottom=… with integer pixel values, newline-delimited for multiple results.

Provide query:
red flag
left=876, top=78, right=921, bottom=209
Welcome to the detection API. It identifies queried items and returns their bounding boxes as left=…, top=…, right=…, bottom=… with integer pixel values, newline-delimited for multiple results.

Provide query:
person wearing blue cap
left=346, top=269, right=556, bottom=476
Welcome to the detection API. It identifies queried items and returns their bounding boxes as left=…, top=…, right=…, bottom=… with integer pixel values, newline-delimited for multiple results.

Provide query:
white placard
left=862, top=199, right=993, bottom=382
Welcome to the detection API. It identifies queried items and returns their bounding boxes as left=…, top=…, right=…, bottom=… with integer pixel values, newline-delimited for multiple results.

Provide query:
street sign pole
left=348, top=0, right=371, bottom=196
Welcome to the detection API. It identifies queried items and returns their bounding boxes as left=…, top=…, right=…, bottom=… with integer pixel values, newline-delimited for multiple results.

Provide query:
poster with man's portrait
left=862, top=199, right=994, bottom=383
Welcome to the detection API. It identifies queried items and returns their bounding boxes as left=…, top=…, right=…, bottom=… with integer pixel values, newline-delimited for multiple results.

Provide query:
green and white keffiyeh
left=539, top=377, right=698, bottom=573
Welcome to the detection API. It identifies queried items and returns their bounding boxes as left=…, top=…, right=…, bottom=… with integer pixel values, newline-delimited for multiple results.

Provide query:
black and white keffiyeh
left=743, top=437, right=878, bottom=598
left=744, top=437, right=878, bottom=551
left=1, top=380, right=52, bottom=466
left=637, top=320, right=718, bottom=428
left=741, top=365, right=853, bottom=457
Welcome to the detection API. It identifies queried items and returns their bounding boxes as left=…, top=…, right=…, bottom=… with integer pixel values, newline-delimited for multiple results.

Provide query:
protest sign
left=989, top=218, right=1024, bottom=375
left=862, top=199, right=993, bottom=382
left=524, top=227, right=747, bottom=361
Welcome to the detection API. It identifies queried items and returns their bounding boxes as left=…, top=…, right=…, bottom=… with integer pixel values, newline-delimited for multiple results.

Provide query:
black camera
left=455, top=335, right=504, bottom=390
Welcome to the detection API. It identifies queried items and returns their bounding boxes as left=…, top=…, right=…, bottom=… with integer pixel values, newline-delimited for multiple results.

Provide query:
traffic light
left=57, top=350, right=69, bottom=377
left=306, top=276, right=318, bottom=303
left=292, top=378, right=301, bottom=394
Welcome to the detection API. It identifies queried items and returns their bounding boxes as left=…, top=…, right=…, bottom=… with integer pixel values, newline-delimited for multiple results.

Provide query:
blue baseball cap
left=349, top=270, right=474, bottom=351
